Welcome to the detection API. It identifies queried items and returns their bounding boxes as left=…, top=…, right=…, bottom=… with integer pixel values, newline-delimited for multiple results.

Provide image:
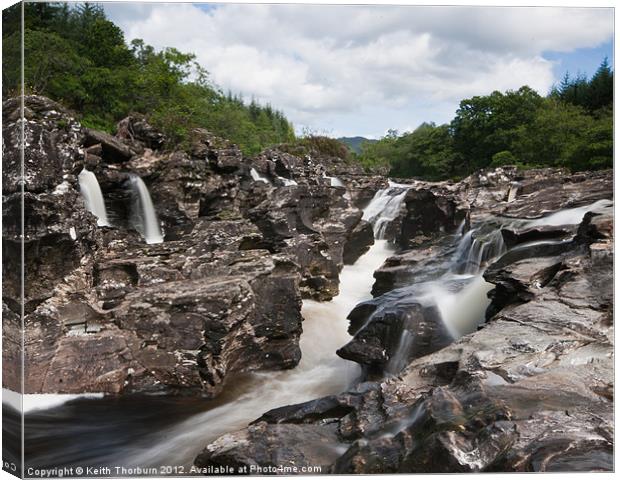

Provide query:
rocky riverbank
left=2, top=95, right=613, bottom=472
left=195, top=168, right=613, bottom=472
left=2, top=95, right=377, bottom=397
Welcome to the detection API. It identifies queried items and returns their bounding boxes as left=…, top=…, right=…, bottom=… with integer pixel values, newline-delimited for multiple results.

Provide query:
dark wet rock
left=19, top=219, right=304, bottom=395
left=347, top=176, right=389, bottom=209
left=2, top=96, right=83, bottom=194
left=500, top=225, right=576, bottom=249
left=195, top=422, right=345, bottom=473
left=189, top=128, right=244, bottom=174
left=396, top=187, right=469, bottom=249
left=342, top=220, right=374, bottom=265
left=497, top=169, right=612, bottom=219
left=1, top=302, right=22, bottom=390
left=84, top=128, right=133, bottom=163
left=196, top=181, right=613, bottom=473
left=337, top=300, right=451, bottom=373
left=246, top=183, right=371, bottom=300
left=116, top=114, right=165, bottom=151
left=370, top=241, right=453, bottom=297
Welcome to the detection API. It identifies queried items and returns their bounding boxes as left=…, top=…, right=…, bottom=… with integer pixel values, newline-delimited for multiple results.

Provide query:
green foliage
left=2, top=2, right=295, bottom=154
left=337, top=136, right=377, bottom=154
left=360, top=61, right=612, bottom=179
left=280, top=135, right=350, bottom=159
left=490, top=151, right=517, bottom=168
left=551, top=58, right=614, bottom=112
left=360, top=124, right=455, bottom=180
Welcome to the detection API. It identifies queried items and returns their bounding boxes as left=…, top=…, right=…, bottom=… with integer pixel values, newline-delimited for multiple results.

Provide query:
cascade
left=78, top=168, right=110, bottom=226
left=15, top=188, right=612, bottom=469
left=277, top=175, right=298, bottom=186
left=384, top=198, right=612, bottom=374
left=112, top=184, right=409, bottom=467
left=128, top=174, right=164, bottom=244
left=250, top=168, right=270, bottom=184
left=323, top=172, right=344, bottom=187
left=362, top=184, right=411, bottom=238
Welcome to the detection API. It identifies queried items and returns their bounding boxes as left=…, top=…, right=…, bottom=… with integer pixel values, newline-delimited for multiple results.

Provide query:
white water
left=507, top=181, right=520, bottom=203
left=120, top=189, right=402, bottom=467
left=128, top=174, right=164, bottom=244
left=277, top=175, right=298, bottom=186
left=78, top=168, right=110, bottom=226
left=362, top=184, right=411, bottom=238
left=527, top=199, right=613, bottom=227
left=323, top=172, right=344, bottom=187
left=428, top=198, right=613, bottom=342
left=430, top=274, right=495, bottom=339
left=250, top=168, right=270, bottom=184
left=2, top=388, right=104, bottom=414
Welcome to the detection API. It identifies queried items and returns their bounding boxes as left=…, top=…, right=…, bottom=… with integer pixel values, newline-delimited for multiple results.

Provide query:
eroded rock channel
left=2, top=96, right=613, bottom=473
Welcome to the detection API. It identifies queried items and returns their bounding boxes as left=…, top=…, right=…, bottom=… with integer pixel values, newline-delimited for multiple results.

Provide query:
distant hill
left=337, top=136, right=377, bottom=154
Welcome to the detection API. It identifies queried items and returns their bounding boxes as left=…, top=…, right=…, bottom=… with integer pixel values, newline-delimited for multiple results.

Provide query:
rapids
left=6, top=185, right=610, bottom=472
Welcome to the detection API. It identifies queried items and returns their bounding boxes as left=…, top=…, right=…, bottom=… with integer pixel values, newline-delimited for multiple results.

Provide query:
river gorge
left=2, top=95, right=614, bottom=474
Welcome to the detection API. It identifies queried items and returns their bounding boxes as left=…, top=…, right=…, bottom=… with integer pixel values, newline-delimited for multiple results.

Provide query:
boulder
left=84, top=128, right=133, bottom=162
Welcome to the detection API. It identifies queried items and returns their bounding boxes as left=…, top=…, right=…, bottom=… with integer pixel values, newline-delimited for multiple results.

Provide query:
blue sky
left=544, top=41, right=613, bottom=83
left=105, top=3, right=614, bottom=138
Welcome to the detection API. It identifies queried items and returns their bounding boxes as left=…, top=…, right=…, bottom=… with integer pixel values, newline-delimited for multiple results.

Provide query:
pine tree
left=587, top=57, right=613, bottom=111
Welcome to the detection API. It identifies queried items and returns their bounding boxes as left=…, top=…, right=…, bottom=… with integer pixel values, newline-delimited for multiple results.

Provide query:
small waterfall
left=78, top=168, right=110, bottom=226
left=128, top=174, right=164, bottom=244
left=386, top=329, right=414, bottom=375
left=111, top=187, right=402, bottom=468
left=277, top=175, right=298, bottom=186
left=362, top=184, right=411, bottom=239
left=323, top=172, right=344, bottom=187
left=250, top=168, right=270, bottom=184
left=452, top=228, right=506, bottom=275
left=528, top=199, right=612, bottom=227
left=507, top=181, right=520, bottom=202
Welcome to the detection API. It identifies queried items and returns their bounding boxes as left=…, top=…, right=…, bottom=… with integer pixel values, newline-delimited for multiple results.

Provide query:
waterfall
left=16, top=187, right=613, bottom=469
left=452, top=228, right=506, bottom=275
left=78, top=168, right=110, bottom=226
left=323, top=172, right=344, bottom=187
left=250, top=168, right=270, bottom=184
left=128, top=174, right=164, bottom=244
left=507, top=181, right=520, bottom=202
left=277, top=175, right=298, bottom=186
left=362, top=184, right=411, bottom=239
left=109, top=182, right=408, bottom=467
left=528, top=199, right=612, bottom=227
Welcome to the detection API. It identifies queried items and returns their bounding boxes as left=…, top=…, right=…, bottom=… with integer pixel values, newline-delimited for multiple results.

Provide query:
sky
left=103, top=2, right=614, bottom=138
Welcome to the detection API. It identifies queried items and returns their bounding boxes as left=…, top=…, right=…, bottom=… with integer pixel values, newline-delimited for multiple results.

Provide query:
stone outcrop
left=2, top=95, right=380, bottom=396
left=196, top=168, right=613, bottom=472
left=2, top=94, right=613, bottom=472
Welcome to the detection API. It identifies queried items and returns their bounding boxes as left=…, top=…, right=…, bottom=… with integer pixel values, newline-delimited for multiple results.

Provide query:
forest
left=2, top=2, right=613, bottom=176
left=357, top=63, right=613, bottom=179
left=2, top=2, right=295, bottom=154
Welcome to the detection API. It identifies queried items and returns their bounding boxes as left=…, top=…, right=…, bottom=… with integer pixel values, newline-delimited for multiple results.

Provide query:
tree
left=587, top=57, right=613, bottom=111
left=450, top=86, right=543, bottom=173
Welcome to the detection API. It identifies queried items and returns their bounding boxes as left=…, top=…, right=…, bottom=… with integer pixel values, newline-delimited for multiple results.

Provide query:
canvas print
left=1, top=1, right=614, bottom=477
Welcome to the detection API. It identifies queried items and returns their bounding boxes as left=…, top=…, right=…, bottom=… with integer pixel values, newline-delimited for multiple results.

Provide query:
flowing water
left=362, top=182, right=412, bottom=238
left=11, top=185, right=403, bottom=472
left=7, top=182, right=612, bottom=472
left=127, top=174, right=164, bottom=244
left=249, top=167, right=270, bottom=184
left=323, top=172, right=344, bottom=187
left=78, top=169, right=109, bottom=226
left=277, top=175, right=298, bottom=186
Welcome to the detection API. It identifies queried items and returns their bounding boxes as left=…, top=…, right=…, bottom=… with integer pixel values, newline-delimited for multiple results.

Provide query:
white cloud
left=104, top=3, right=613, bottom=137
